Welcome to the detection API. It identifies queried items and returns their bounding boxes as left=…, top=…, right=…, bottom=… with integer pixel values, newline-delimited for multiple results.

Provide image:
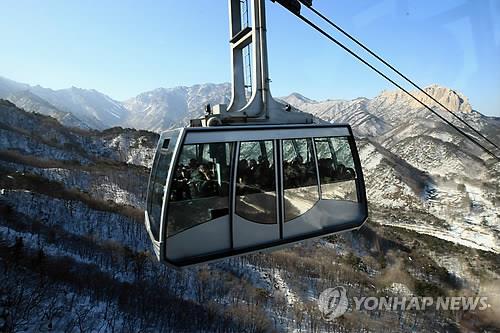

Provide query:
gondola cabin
left=145, top=0, right=368, bottom=267
left=145, top=124, right=367, bottom=267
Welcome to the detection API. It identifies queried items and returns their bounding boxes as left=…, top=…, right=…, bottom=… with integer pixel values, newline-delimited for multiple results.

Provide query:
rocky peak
left=283, top=93, right=316, bottom=105
left=417, top=84, right=472, bottom=113
left=378, top=84, right=472, bottom=113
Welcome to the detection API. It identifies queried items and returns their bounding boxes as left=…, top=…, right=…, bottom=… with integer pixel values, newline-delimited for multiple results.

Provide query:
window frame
left=165, top=140, right=235, bottom=238
left=280, top=137, right=321, bottom=222
left=234, top=139, right=279, bottom=224
left=145, top=133, right=179, bottom=242
left=314, top=136, right=360, bottom=202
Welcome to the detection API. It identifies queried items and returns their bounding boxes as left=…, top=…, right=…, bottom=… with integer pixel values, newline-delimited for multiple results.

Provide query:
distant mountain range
left=122, top=83, right=231, bottom=132
left=0, top=76, right=230, bottom=131
left=1, top=75, right=494, bottom=136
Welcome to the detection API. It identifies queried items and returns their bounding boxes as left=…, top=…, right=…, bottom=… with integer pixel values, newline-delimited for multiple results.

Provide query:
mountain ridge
left=2, top=75, right=495, bottom=134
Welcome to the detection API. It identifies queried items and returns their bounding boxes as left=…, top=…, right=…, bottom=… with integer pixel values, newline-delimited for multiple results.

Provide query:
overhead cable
left=273, top=2, right=500, bottom=161
left=301, top=3, right=500, bottom=154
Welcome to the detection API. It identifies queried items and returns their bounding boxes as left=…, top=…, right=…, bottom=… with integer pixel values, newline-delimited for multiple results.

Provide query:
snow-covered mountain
left=6, top=90, right=89, bottom=129
left=3, top=75, right=495, bottom=138
left=281, top=93, right=391, bottom=137
left=0, top=76, right=232, bottom=131
left=370, top=84, right=473, bottom=124
left=0, top=100, right=498, bottom=332
left=281, top=85, right=482, bottom=138
left=0, top=76, right=29, bottom=96
left=28, top=85, right=129, bottom=129
left=125, top=83, right=479, bottom=135
left=280, top=87, right=500, bottom=253
left=122, top=83, right=231, bottom=131
left=0, top=76, right=129, bottom=130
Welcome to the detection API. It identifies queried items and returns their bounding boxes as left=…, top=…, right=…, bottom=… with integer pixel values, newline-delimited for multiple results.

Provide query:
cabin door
left=232, top=140, right=281, bottom=249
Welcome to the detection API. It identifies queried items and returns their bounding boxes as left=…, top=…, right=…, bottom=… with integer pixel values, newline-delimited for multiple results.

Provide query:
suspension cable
left=301, top=3, right=500, bottom=154
left=273, top=3, right=500, bottom=161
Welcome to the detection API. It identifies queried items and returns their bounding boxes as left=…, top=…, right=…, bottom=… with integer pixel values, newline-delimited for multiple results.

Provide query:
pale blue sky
left=0, top=0, right=499, bottom=116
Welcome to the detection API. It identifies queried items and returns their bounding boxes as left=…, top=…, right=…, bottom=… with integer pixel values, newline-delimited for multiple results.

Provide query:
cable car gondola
left=145, top=0, right=367, bottom=267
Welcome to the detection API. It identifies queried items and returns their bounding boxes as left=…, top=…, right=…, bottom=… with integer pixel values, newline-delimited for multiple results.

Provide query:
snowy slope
left=281, top=93, right=390, bottom=137
left=122, top=83, right=231, bottom=131
left=0, top=76, right=129, bottom=130
left=7, top=90, right=89, bottom=129
left=29, top=85, right=129, bottom=129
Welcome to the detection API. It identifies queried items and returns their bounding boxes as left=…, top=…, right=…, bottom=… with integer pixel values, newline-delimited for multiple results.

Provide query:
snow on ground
left=427, top=251, right=479, bottom=290
left=418, top=180, right=500, bottom=253
left=1, top=190, right=150, bottom=252
left=359, top=143, right=383, bottom=170
left=463, top=183, right=499, bottom=227
left=387, top=283, right=413, bottom=297
left=272, top=269, right=299, bottom=306
left=378, top=220, right=499, bottom=253
left=0, top=226, right=136, bottom=283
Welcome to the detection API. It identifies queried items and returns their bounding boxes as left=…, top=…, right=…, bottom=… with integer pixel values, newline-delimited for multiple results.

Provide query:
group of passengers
left=171, top=155, right=356, bottom=201
left=283, top=156, right=317, bottom=189
left=237, top=156, right=274, bottom=193
left=171, top=159, right=218, bottom=201
left=318, top=158, right=356, bottom=182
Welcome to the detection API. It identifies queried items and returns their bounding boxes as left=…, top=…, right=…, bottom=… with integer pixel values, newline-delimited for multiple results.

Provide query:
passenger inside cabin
left=189, top=164, right=216, bottom=196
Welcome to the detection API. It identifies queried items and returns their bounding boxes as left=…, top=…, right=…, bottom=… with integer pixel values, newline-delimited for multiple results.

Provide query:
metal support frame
left=195, top=0, right=313, bottom=127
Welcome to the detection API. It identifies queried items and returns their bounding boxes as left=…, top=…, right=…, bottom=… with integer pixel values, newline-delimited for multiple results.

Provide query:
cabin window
left=282, top=138, right=320, bottom=221
left=167, top=142, right=233, bottom=237
left=235, top=140, right=277, bottom=224
left=148, top=139, right=173, bottom=240
left=314, top=137, right=357, bottom=201
left=162, top=139, right=170, bottom=149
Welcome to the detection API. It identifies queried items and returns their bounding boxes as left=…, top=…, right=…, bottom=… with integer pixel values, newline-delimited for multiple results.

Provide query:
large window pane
left=148, top=139, right=173, bottom=240
left=315, top=137, right=357, bottom=201
left=236, top=141, right=276, bottom=224
left=167, top=142, right=233, bottom=237
left=282, top=138, right=320, bottom=222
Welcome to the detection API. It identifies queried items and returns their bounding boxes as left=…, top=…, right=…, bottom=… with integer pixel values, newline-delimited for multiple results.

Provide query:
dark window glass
left=314, top=137, right=357, bottom=201
left=235, top=140, right=277, bottom=224
left=162, top=139, right=170, bottom=149
left=148, top=139, right=174, bottom=240
left=167, top=142, right=233, bottom=237
left=282, top=138, right=320, bottom=221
